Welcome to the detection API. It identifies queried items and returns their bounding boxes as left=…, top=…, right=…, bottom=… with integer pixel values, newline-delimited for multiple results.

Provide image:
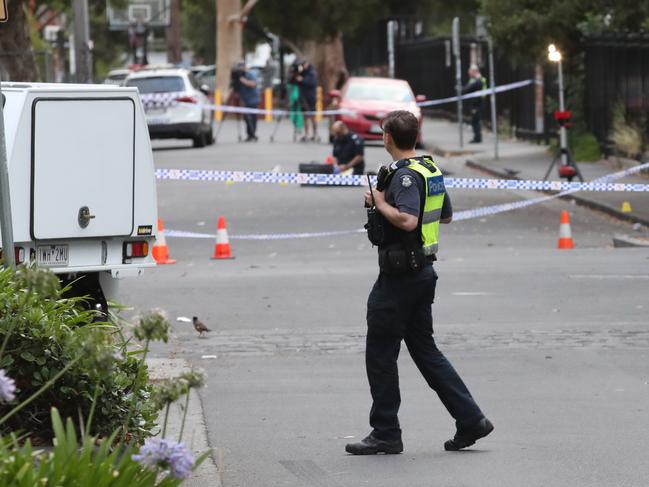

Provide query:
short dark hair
left=381, top=110, right=419, bottom=150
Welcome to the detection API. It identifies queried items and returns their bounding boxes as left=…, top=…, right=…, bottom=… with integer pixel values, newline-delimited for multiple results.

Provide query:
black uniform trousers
left=366, top=264, right=484, bottom=441
left=470, top=107, right=482, bottom=142
left=243, top=103, right=257, bottom=139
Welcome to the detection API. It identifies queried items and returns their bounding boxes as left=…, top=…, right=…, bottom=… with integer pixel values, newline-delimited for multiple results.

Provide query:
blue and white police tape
left=176, top=79, right=535, bottom=116
left=453, top=160, right=649, bottom=221
left=155, top=162, right=649, bottom=193
left=416, top=79, right=535, bottom=107
left=197, top=104, right=355, bottom=117
left=160, top=161, right=649, bottom=240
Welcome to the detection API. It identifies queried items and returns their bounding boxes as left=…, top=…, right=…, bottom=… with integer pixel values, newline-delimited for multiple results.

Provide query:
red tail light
left=176, top=96, right=198, bottom=104
left=0, top=247, right=25, bottom=264
left=123, top=241, right=149, bottom=259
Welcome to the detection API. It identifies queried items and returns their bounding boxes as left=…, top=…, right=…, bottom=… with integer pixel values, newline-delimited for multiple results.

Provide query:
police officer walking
left=462, top=64, right=487, bottom=143
left=346, top=110, right=493, bottom=455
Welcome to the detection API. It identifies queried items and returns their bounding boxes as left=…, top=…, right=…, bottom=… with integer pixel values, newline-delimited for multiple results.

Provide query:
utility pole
left=72, top=0, right=92, bottom=83
left=215, top=0, right=258, bottom=94
left=0, top=83, right=16, bottom=270
left=216, top=0, right=243, bottom=95
left=166, top=0, right=182, bottom=64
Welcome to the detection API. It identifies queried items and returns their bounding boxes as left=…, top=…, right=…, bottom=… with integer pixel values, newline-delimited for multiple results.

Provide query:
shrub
left=0, top=266, right=159, bottom=443
left=610, top=103, right=644, bottom=159
left=0, top=408, right=206, bottom=486
left=570, top=131, right=601, bottom=162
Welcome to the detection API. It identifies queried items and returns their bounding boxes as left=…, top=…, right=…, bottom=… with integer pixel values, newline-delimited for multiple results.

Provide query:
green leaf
left=20, top=351, right=35, bottom=362
left=0, top=355, right=14, bottom=367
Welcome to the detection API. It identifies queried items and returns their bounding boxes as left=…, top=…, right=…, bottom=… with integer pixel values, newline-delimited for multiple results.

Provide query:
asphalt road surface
left=118, top=119, right=649, bottom=487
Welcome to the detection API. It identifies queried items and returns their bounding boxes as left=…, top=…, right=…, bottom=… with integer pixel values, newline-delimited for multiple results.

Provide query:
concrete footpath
left=423, top=117, right=649, bottom=245
left=147, top=358, right=222, bottom=487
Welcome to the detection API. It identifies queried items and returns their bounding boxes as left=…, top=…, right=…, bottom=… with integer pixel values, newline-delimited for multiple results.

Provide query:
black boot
left=345, top=435, right=403, bottom=455
left=444, top=418, right=494, bottom=451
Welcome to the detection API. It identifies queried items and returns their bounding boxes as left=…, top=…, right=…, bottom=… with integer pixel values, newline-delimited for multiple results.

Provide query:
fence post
left=264, top=88, right=273, bottom=122
left=452, top=17, right=463, bottom=148
left=387, top=20, right=396, bottom=78
left=214, top=89, right=222, bottom=121
left=315, top=86, right=323, bottom=122
left=487, top=37, right=498, bottom=160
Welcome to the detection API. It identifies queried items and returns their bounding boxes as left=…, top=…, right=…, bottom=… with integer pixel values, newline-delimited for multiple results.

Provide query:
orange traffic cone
left=557, top=211, right=574, bottom=249
left=211, top=216, right=234, bottom=259
left=152, top=218, right=176, bottom=264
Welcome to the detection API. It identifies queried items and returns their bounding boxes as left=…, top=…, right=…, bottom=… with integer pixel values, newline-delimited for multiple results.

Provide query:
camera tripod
left=543, top=112, right=584, bottom=183
left=214, top=91, right=244, bottom=143
left=542, top=146, right=584, bottom=183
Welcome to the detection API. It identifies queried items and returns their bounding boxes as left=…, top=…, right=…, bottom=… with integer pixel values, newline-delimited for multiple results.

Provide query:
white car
left=125, top=68, right=214, bottom=147
left=103, top=68, right=131, bottom=85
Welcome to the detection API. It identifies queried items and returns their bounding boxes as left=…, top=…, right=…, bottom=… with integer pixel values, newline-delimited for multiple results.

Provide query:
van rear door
left=31, top=98, right=135, bottom=239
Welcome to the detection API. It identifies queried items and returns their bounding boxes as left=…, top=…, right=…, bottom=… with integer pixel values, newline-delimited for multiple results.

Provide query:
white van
left=0, top=82, right=158, bottom=313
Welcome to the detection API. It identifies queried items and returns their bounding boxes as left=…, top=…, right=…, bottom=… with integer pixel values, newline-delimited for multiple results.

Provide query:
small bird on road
left=192, top=316, right=210, bottom=337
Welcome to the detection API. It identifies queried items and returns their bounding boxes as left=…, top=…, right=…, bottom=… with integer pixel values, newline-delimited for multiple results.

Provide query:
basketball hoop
left=107, top=0, right=170, bottom=31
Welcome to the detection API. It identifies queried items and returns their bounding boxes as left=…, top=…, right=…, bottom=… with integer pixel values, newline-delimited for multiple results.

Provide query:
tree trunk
left=215, top=0, right=242, bottom=96
left=303, top=33, right=348, bottom=93
left=166, top=0, right=182, bottom=64
left=0, top=0, right=38, bottom=81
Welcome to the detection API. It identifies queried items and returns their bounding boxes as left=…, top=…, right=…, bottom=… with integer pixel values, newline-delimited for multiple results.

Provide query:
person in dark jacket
left=462, top=64, right=487, bottom=143
left=295, top=61, right=318, bottom=141
left=233, top=61, right=260, bottom=142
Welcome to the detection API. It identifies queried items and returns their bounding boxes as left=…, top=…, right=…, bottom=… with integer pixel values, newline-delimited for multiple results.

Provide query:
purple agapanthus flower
left=132, top=438, right=195, bottom=479
left=0, top=369, right=16, bottom=403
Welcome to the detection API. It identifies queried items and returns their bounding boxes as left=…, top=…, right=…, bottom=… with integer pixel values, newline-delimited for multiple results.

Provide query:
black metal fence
left=584, top=35, right=649, bottom=145
left=344, top=22, right=541, bottom=136
left=395, top=36, right=539, bottom=136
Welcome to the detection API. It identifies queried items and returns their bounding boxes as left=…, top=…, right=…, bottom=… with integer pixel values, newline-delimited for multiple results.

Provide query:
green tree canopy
left=482, top=0, right=649, bottom=63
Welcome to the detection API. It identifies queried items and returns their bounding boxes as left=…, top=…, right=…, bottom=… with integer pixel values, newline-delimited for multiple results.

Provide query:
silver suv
left=125, top=68, right=214, bottom=148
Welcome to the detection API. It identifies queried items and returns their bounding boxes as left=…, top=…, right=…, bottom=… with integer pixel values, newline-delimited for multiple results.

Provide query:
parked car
left=330, top=77, right=425, bottom=144
left=103, top=68, right=131, bottom=86
left=195, top=65, right=216, bottom=94
left=124, top=68, right=214, bottom=147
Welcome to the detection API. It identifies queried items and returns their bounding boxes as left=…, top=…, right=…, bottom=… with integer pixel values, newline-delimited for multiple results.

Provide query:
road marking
left=166, top=228, right=365, bottom=240
left=569, top=274, right=649, bottom=280
left=452, top=292, right=493, bottom=296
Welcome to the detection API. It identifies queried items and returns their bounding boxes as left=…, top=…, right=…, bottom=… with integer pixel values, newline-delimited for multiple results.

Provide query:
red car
left=330, top=77, right=425, bottom=143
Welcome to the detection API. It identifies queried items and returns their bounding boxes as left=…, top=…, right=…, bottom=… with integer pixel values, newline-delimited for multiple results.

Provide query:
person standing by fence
left=462, top=64, right=487, bottom=143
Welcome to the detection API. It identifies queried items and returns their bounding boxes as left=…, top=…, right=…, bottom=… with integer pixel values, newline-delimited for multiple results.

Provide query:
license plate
left=37, top=245, right=69, bottom=267
left=146, top=107, right=165, bottom=115
left=369, top=124, right=382, bottom=134
left=147, top=116, right=171, bottom=125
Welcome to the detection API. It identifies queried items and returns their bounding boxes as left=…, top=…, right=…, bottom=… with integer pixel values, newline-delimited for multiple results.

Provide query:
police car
left=125, top=68, right=214, bottom=147
left=0, top=82, right=159, bottom=313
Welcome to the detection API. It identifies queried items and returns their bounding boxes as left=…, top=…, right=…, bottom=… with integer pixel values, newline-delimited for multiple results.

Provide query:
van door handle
left=78, top=206, right=96, bottom=228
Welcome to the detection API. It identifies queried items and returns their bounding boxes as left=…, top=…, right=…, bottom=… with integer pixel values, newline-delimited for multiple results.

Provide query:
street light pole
left=0, top=83, right=16, bottom=270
